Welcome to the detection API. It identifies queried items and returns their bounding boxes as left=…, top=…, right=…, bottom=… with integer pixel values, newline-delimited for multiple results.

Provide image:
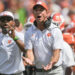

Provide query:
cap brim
left=33, top=5, right=45, bottom=10
left=0, top=16, right=13, bottom=20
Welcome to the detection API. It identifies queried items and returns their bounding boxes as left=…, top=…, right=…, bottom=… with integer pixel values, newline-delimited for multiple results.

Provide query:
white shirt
left=25, top=23, right=63, bottom=68
left=62, top=41, right=75, bottom=67
left=15, top=30, right=24, bottom=56
left=0, top=34, right=25, bottom=74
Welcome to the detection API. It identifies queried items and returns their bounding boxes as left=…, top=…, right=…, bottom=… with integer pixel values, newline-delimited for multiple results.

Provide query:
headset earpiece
left=34, top=20, right=37, bottom=26
left=44, top=17, right=51, bottom=28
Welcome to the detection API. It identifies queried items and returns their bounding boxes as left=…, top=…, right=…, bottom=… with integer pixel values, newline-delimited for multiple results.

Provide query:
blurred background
left=0, top=0, right=75, bottom=27
left=0, top=0, right=75, bottom=74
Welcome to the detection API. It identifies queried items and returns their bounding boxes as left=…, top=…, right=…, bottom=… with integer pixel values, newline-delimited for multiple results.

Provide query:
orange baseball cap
left=33, top=1, right=48, bottom=10
left=63, top=33, right=75, bottom=45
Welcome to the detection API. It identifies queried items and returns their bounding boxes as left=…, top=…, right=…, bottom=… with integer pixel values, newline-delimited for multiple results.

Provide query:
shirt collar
left=32, top=24, right=38, bottom=30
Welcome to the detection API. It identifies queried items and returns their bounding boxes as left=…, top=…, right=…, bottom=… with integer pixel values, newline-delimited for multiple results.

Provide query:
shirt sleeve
left=24, top=31, right=33, bottom=50
left=51, top=28, right=63, bottom=50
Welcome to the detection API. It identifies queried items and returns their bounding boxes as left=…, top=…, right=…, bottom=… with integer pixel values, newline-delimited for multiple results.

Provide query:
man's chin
left=36, top=18, right=44, bottom=23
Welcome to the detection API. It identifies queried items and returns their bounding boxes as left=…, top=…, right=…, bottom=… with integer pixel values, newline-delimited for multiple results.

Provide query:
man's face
left=33, top=5, right=48, bottom=23
left=0, top=16, right=13, bottom=34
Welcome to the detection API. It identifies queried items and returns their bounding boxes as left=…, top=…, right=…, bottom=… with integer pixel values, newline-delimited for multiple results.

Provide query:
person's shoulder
left=63, top=41, right=72, bottom=50
left=48, top=22, right=60, bottom=31
left=26, top=25, right=34, bottom=32
left=48, top=23, right=62, bottom=36
left=25, top=25, right=36, bottom=36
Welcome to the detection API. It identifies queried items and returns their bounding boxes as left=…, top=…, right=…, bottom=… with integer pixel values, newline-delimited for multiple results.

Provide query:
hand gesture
left=22, top=56, right=33, bottom=66
left=6, top=21, right=15, bottom=38
left=42, top=62, right=53, bottom=71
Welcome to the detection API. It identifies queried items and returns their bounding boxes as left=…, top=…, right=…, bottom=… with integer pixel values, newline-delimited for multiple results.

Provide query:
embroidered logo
left=47, top=33, right=51, bottom=37
left=32, top=34, right=35, bottom=37
left=8, top=40, right=12, bottom=44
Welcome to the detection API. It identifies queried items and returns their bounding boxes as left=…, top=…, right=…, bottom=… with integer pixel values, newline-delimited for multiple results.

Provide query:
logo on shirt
left=47, top=33, right=51, bottom=37
left=8, top=40, right=12, bottom=44
left=32, top=34, right=34, bottom=37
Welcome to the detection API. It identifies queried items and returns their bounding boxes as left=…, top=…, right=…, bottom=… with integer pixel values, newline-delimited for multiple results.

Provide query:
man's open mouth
left=37, top=16, right=41, bottom=18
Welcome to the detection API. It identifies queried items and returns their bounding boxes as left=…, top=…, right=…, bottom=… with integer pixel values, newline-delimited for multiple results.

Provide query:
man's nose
left=36, top=10, right=41, bottom=14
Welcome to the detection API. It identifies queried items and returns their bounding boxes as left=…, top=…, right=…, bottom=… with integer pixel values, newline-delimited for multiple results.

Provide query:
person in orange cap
left=63, top=33, right=75, bottom=52
left=24, top=1, right=64, bottom=75
left=33, top=1, right=48, bottom=10
left=63, top=33, right=75, bottom=75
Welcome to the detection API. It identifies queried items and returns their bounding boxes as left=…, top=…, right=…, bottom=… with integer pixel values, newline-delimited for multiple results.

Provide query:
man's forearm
left=50, top=49, right=60, bottom=66
left=15, top=40, right=26, bottom=53
left=26, top=49, right=34, bottom=63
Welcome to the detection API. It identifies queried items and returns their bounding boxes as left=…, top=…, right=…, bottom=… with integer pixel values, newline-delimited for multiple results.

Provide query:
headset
left=34, top=16, right=52, bottom=29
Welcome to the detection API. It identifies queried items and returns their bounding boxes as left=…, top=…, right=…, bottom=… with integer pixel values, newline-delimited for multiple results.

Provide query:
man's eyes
left=35, top=9, right=44, bottom=11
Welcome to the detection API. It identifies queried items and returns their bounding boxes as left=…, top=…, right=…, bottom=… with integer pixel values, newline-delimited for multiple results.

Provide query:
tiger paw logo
left=47, top=33, right=51, bottom=37
left=8, top=40, right=12, bottom=44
